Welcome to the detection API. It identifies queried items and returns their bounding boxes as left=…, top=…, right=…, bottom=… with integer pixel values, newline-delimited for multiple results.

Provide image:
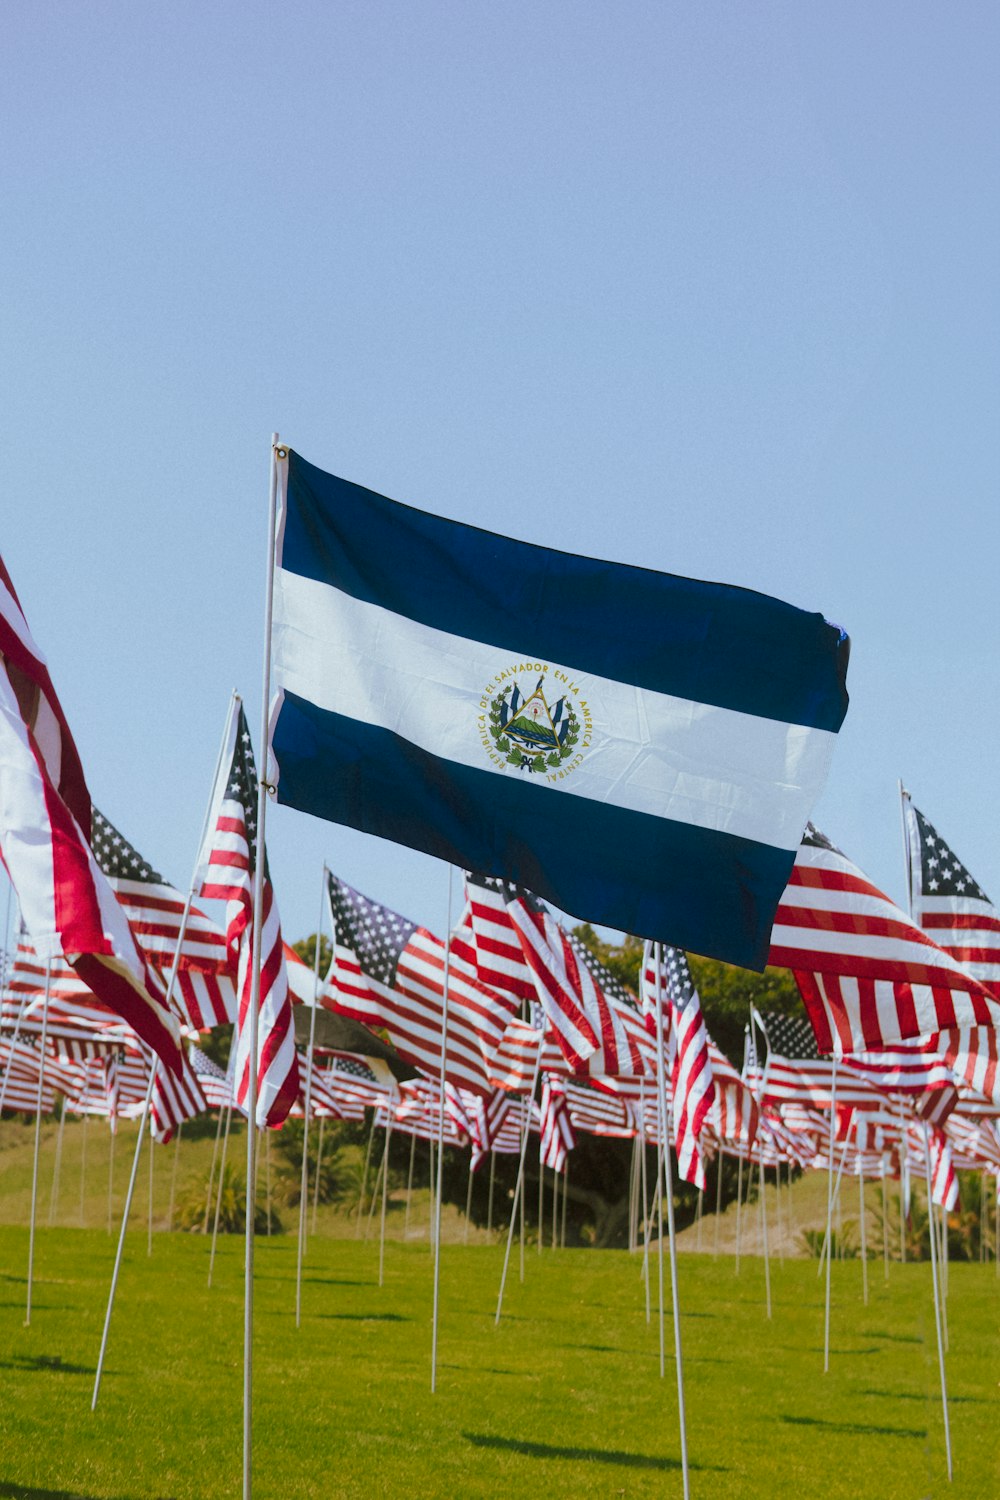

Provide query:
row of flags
left=2, top=447, right=1000, bottom=1214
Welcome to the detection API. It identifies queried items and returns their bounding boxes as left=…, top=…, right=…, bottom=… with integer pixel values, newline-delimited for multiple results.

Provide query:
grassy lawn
left=0, top=1216, right=996, bottom=1500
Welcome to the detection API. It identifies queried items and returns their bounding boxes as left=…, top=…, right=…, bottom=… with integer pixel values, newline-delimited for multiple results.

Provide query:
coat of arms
left=487, top=676, right=581, bottom=775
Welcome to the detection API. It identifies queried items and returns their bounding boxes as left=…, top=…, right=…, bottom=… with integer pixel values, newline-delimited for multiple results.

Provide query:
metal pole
left=430, top=868, right=453, bottom=1394
left=464, top=1161, right=474, bottom=1245
left=404, top=1130, right=416, bottom=1239
left=561, top=1156, right=568, bottom=1248
left=80, top=1113, right=88, bottom=1227
left=859, top=1169, right=869, bottom=1305
left=208, top=1102, right=234, bottom=1286
left=241, top=433, right=282, bottom=1500
left=881, top=1155, right=890, bottom=1279
left=91, top=1060, right=157, bottom=1407
left=379, top=1118, right=393, bottom=1286
left=486, top=1148, right=495, bottom=1235
left=822, top=1063, right=837, bottom=1373
left=296, top=863, right=327, bottom=1328
left=734, top=1145, right=744, bottom=1275
left=921, top=1123, right=953, bottom=1481
left=714, top=1149, right=723, bottom=1259
left=48, top=1100, right=66, bottom=1226
left=147, top=1119, right=155, bottom=1255
left=495, top=1051, right=542, bottom=1325
left=355, top=1114, right=376, bottom=1237
left=25, top=956, right=52, bottom=1324
left=759, top=1152, right=772, bottom=1319
left=311, top=1114, right=326, bottom=1234
left=203, top=1103, right=227, bottom=1233
left=656, top=943, right=690, bottom=1500
left=167, top=1123, right=182, bottom=1231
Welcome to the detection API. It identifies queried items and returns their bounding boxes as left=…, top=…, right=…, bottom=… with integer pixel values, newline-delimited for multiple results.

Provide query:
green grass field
left=1, top=1219, right=997, bottom=1498
left=1, top=1116, right=997, bottom=1498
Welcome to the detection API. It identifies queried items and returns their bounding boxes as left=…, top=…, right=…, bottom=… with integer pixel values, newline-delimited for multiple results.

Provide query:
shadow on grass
left=463, top=1433, right=724, bottom=1472
left=0, top=1354, right=94, bottom=1376
left=779, top=1414, right=927, bottom=1440
left=864, top=1330, right=922, bottom=1345
left=862, top=1388, right=987, bottom=1405
left=0, top=1486, right=178, bottom=1500
left=313, top=1311, right=409, bottom=1323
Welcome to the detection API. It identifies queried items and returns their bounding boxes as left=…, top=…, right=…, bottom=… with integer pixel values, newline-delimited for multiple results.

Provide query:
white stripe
left=273, top=569, right=836, bottom=852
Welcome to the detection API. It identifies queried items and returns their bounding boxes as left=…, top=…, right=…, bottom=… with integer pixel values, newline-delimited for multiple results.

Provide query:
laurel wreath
left=488, top=692, right=580, bottom=774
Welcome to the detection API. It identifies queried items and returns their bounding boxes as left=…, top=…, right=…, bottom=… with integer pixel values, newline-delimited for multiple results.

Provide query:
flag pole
left=243, top=432, right=283, bottom=1500
left=495, top=1046, right=543, bottom=1326
left=296, top=862, right=327, bottom=1328
left=92, top=688, right=239, bottom=1410
left=24, top=954, right=52, bottom=1325
left=208, top=1100, right=234, bottom=1286
left=749, top=1010, right=771, bottom=1319
left=921, top=1122, right=953, bottom=1480
left=430, top=866, right=453, bottom=1391
left=379, top=1114, right=394, bottom=1286
left=822, top=1059, right=837, bottom=1372
left=656, top=943, right=690, bottom=1500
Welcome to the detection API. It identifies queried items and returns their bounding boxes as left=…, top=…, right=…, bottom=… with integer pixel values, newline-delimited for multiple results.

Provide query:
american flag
left=91, top=806, right=235, bottom=1030
left=642, top=941, right=715, bottom=1189
left=706, top=1040, right=759, bottom=1149
left=317, top=1049, right=396, bottom=1117
left=0, top=1037, right=68, bottom=1113
left=326, top=872, right=518, bottom=1097
left=0, top=556, right=181, bottom=1073
left=388, top=1078, right=470, bottom=1145
left=190, top=1044, right=235, bottom=1110
left=753, top=1010, right=960, bottom=1126
left=563, top=1078, right=633, bottom=1138
left=4, top=937, right=136, bottom=1056
left=538, top=1073, right=575, bottom=1172
left=925, top=1124, right=959, bottom=1210
left=769, top=824, right=1000, bottom=1052
left=507, top=897, right=651, bottom=1078
left=196, top=700, right=298, bottom=1128
left=461, top=873, right=538, bottom=1003
left=904, top=796, right=1000, bottom=998
left=150, top=1046, right=207, bottom=1142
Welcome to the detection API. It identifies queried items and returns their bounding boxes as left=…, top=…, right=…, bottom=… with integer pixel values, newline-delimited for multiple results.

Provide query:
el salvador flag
left=269, top=449, right=849, bottom=971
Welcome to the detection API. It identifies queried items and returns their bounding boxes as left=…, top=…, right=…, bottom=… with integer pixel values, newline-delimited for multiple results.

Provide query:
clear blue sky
left=3, top=2, right=997, bottom=949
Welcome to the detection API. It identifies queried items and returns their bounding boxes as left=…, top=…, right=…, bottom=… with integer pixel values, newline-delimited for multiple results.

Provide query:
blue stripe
left=283, top=450, right=849, bottom=731
left=273, top=691, right=794, bottom=971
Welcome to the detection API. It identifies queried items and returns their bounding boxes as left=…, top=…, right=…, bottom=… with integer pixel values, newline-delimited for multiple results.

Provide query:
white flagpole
left=203, top=1100, right=227, bottom=1233
left=147, top=1121, right=155, bottom=1254
left=91, top=1056, right=156, bottom=1406
left=208, top=1101, right=234, bottom=1286
left=734, top=1140, right=744, bottom=1275
left=859, top=1168, right=869, bottom=1305
left=48, top=1100, right=66, bottom=1226
left=464, top=1160, right=474, bottom=1245
left=355, top=1114, right=376, bottom=1237
left=296, top=863, right=327, bottom=1328
left=430, top=866, right=453, bottom=1394
left=749, top=1011, right=771, bottom=1319
left=92, top=688, right=237, bottom=1409
left=80, top=1113, right=88, bottom=1226
left=921, top=1122, right=953, bottom=1480
left=379, top=1115, right=394, bottom=1286
left=656, top=944, right=690, bottom=1500
left=24, top=955, right=52, bottom=1324
left=881, top=1154, right=890, bottom=1280
left=495, top=1048, right=542, bottom=1326
left=168, top=1122, right=182, bottom=1230
left=404, top=1130, right=416, bottom=1239
left=486, top=1147, right=495, bottom=1235
left=822, top=1060, right=837, bottom=1372
left=713, top=1147, right=723, bottom=1259
left=242, top=432, right=283, bottom=1500
left=311, top=1114, right=326, bottom=1234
